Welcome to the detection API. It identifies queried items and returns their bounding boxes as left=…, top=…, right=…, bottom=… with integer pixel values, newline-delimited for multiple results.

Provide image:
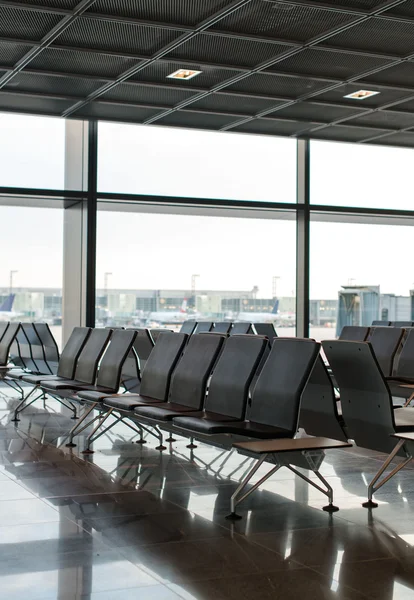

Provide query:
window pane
left=310, top=219, right=414, bottom=341
left=0, top=205, right=63, bottom=347
left=0, top=114, right=65, bottom=190
left=98, top=122, right=297, bottom=203
left=311, top=140, right=414, bottom=210
left=96, top=205, right=296, bottom=334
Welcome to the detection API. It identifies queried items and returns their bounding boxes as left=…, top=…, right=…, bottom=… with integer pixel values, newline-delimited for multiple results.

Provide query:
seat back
left=339, top=326, right=370, bottom=341
left=205, top=335, right=267, bottom=419
left=230, top=323, right=253, bottom=335
left=249, top=338, right=319, bottom=433
left=253, top=323, right=277, bottom=341
left=323, top=340, right=396, bottom=453
left=150, top=329, right=173, bottom=343
left=0, top=322, right=9, bottom=343
left=33, top=323, right=60, bottom=374
left=179, top=321, right=197, bottom=335
left=74, top=328, right=112, bottom=384
left=211, top=322, right=232, bottom=334
left=9, top=326, right=30, bottom=369
left=391, top=321, right=414, bottom=327
left=0, top=322, right=20, bottom=366
left=367, top=326, right=404, bottom=376
left=194, top=322, right=213, bottom=333
left=22, top=323, right=51, bottom=374
left=57, top=327, right=91, bottom=379
left=140, top=332, right=188, bottom=400
left=372, top=320, right=390, bottom=326
left=299, top=355, right=347, bottom=441
left=168, top=333, right=226, bottom=409
left=392, top=327, right=414, bottom=379
left=120, top=328, right=154, bottom=392
left=96, top=329, right=137, bottom=391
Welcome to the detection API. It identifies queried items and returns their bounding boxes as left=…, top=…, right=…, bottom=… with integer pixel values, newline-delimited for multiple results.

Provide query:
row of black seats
left=179, top=320, right=277, bottom=338
left=339, top=325, right=414, bottom=400
left=372, top=320, right=414, bottom=327
left=11, top=327, right=351, bottom=515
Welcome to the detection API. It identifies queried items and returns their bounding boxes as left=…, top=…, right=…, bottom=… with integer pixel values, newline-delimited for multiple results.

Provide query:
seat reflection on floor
left=2, top=388, right=414, bottom=599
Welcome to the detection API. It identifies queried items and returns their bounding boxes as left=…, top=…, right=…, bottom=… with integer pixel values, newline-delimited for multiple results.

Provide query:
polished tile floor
left=1, top=384, right=414, bottom=599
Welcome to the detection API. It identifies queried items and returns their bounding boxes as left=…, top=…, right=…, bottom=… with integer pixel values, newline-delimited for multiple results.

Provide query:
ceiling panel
left=190, top=93, right=284, bottom=115
left=0, top=7, right=62, bottom=41
left=87, top=0, right=231, bottom=26
left=324, top=17, right=414, bottom=56
left=4, top=72, right=107, bottom=98
left=232, top=117, right=317, bottom=136
left=156, top=110, right=241, bottom=130
left=101, top=83, right=197, bottom=107
left=212, top=1, right=360, bottom=42
left=130, top=61, right=242, bottom=89
left=29, top=47, right=142, bottom=78
left=226, top=73, right=330, bottom=99
left=167, top=35, right=295, bottom=68
left=0, top=43, right=33, bottom=68
left=55, top=18, right=186, bottom=55
left=266, top=48, right=394, bottom=80
left=268, top=101, right=364, bottom=123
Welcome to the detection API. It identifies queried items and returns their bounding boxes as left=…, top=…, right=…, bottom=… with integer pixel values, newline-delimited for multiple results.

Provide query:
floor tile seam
left=303, top=562, right=379, bottom=599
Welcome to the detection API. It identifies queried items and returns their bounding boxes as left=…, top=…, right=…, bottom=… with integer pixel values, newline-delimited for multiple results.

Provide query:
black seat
left=372, top=320, right=391, bottom=326
left=253, top=323, right=277, bottom=340
left=150, top=328, right=173, bottom=342
left=299, top=355, right=348, bottom=442
left=230, top=323, right=253, bottom=335
left=323, top=340, right=414, bottom=451
left=323, top=339, right=414, bottom=505
left=174, top=338, right=319, bottom=439
left=119, top=328, right=154, bottom=393
left=211, top=322, right=232, bottom=334
left=21, top=327, right=91, bottom=385
left=391, top=321, right=414, bottom=327
left=133, top=333, right=226, bottom=422
left=179, top=321, right=197, bottom=335
left=0, top=322, right=20, bottom=367
left=33, top=323, right=59, bottom=375
left=385, top=328, right=414, bottom=399
left=100, top=332, right=188, bottom=411
left=367, top=326, right=403, bottom=377
left=338, top=326, right=370, bottom=341
left=172, top=335, right=268, bottom=435
left=193, top=322, right=213, bottom=333
left=40, top=328, right=112, bottom=392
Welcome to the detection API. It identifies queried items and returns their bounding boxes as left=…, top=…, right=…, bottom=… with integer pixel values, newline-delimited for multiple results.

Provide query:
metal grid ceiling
left=3, top=0, right=414, bottom=147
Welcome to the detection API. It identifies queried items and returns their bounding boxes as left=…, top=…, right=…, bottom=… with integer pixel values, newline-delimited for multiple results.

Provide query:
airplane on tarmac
left=233, top=299, right=280, bottom=323
left=146, top=299, right=200, bottom=325
left=0, top=294, right=22, bottom=322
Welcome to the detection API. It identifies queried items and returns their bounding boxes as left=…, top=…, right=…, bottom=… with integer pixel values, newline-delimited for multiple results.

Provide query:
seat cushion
left=134, top=403, right=201, bottom=421
left=103, top=394, right=163, bottom=411
left=394, top=408, right=414, bottom=432
left=41, top=378, right=82, bottom=391
left=7, top=370, right=29, bottom=380
left=77, top=390, right=115, bottom=403
left=172, top=412, right=242, bottom=435
left=21, top=374, right=61, bottom=384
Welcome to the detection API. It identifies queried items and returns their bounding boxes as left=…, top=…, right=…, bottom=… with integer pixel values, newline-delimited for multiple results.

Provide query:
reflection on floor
left=1, top=384, right=414, bottom=599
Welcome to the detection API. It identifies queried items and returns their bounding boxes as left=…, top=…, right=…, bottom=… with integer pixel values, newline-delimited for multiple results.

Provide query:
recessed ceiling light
left=167, top=69, right=202, bottom=80
left=344, top=90, right=380, bottom=100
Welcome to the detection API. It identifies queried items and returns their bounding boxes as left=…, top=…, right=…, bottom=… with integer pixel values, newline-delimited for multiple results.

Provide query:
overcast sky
left=0, top=112, right=413, bottom=300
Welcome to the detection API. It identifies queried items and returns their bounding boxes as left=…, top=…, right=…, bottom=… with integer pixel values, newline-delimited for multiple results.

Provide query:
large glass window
left=0, top=204, right=64, bottom=347
left=96, top=204, right=296, bottom=334
left=98, top=122, right=297, bottom=203
left=310, top=218, right=414, bottom=340
left=310, top=140, right=414, bottom=210
left=0, top=113, right=65, bottom=190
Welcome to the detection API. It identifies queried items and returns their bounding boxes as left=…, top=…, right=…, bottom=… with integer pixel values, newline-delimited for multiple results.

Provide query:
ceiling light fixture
left=344, top=90, right=380, bottom=100
left=167, top=69, right=202, bottom=80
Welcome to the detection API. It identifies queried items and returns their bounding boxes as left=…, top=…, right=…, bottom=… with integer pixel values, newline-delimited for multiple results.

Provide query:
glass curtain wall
left=97, top=122, right=297, bottom=332
left=310, top=139, right=414, bottom=341
left=96, top=204, right=296, bottom=332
